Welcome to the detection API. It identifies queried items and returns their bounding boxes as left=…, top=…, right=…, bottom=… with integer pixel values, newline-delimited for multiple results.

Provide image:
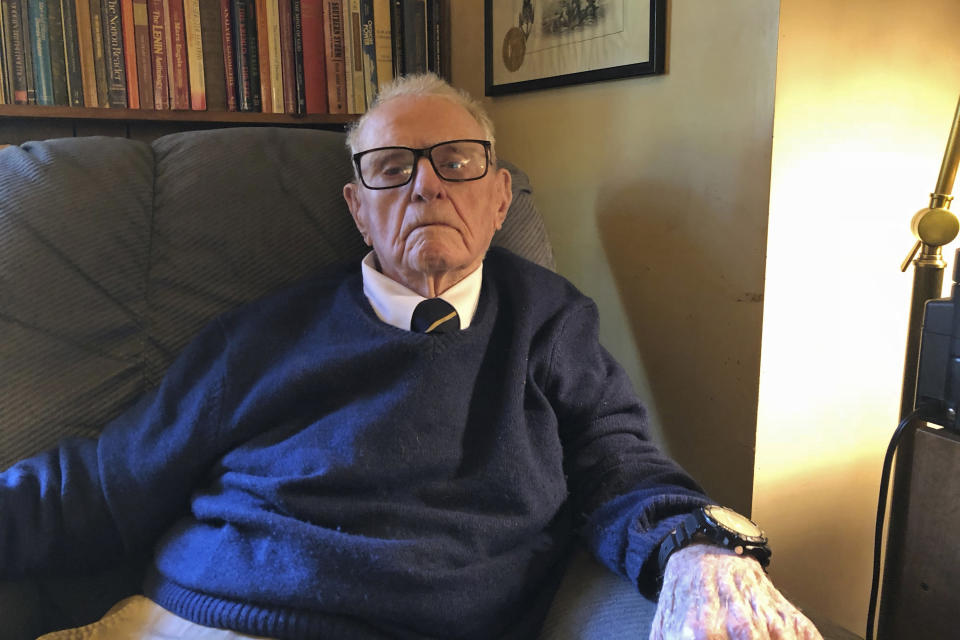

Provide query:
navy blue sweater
left=0, top=248, right=708, bottom=639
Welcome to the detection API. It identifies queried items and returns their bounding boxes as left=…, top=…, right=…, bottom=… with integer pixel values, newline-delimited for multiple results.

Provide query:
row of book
left=0, top=0, right=448, bottom=114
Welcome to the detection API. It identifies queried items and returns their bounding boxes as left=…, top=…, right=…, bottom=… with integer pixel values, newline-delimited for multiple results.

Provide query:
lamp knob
left=910, top=206, right=959, bottom=246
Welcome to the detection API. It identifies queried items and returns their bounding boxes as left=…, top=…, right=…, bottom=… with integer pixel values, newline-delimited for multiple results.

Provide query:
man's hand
left=649, top=544, right=823, bottom=640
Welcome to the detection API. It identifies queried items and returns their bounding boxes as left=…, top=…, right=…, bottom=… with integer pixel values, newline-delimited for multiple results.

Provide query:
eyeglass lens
left=359, top=141, right=488, bottom=188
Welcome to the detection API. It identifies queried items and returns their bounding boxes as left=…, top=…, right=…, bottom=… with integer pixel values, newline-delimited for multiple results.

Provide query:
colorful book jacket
left=4, top=0, right=30, bottom=103
left=198, top=0, right=225, bottom=110
left=164, top=0, right=188, bottom=109
left=101, top=0, right=127, bottom=107
left=46, top=0, right=69, bottom=104
left=322, top=0, right=345, bottom=114
left=299, top=0, right=325, bottom=114
left=132, top=0, right=153, bottom=108
left=346, top=0, right=362, bottom=112
left=18, top=0, right=36, bottom=102
left=26, top=0, right=54, bottom=105
left=89, top=0, right=109, bottom=106
left=74, top=0, right=99, bottom=106
left=357, top=0, right=375, bottom=104
left=289, top=0, right=306, bottom=114
left=264, top=0, right=282, bottom=113
left=231, top=0, right=261, bottom=111
left=147, top=0, right=168, bottom=108
left=253, top=0, right=270, bottom=112
left=181, top=0, right=205, bottom=110
left=218, top=0, right=236, bottom=110
left=60, top=0, right=85, bottom=105
left=371, top=0, right=390, bottom=90
left=120, top=0, right=139, bottom=108
left=277, top=0, right=295, bottom=114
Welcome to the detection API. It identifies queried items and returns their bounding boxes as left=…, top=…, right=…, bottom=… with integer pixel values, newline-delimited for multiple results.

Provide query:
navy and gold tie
left=411, top=298, right=460, bottom=334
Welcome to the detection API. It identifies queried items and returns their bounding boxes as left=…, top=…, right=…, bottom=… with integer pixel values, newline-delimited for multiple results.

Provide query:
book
left=264, top=0, right=282, bottom=113
left=60, top=0, right=85, bottom=105
left=131, top=0, right=152, bottom=108
left=147, top=0, right=168, bottom=108
left=74, top=0, right=99, bottom=105
left=3, top=0, right=30, bottom=103
left=345, top=0, right=362, bottom=111
left=163, top=0, right=187, bottom=109
left=425, top=0, right=440, bottom=76
left=0, top=6, right=7, bottom=103
left=401, top=0, right=424, bottom=74
left=26, top=0, right=54, bottom=105
left=298, top=0, right=325, bottom=114
left=46, top=0, right=69, bottom=104
left=89, top=0, right=108, bottom=106
left=231, top=0, right=261, bottom=111
left=119, top=0, right=138, bottom=107
left=180, top=0, right=204, bottom=109
left=101, top=0, right=127, bottom=107
left=357, top=0, right=374, bottom=104
left=321, top=0, right=344, bottom=113
left=218, top=0, right=236, bottom=110
left=371, top=0, right=390, bottom=90
left=387, top=0, right=400, bottom=79
left=277, top=0, right=295, bottom=113
left=18, top=0, right=36, bottom=102
left=253, top=0, right=270, bottom=112
left=197, top=0, right=225, bottom=110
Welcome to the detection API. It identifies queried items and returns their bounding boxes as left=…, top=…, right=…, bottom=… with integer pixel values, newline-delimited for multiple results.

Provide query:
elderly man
left=3, top=75, right=820, bottom=640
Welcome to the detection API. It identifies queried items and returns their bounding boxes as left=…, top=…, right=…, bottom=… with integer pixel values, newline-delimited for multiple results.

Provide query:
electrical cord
left=864, top=408, right=924, bottom=640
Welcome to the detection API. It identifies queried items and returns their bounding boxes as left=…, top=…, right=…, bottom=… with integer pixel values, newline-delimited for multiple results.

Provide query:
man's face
left=343, top=95, right=512, bottom=296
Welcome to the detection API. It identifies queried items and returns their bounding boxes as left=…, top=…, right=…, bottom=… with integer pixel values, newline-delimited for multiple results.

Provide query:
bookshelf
left=0, top=104, right=355, bottom=125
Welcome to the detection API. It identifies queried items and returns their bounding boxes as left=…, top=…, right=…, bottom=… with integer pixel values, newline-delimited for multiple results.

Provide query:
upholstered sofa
left=0, top=128, right=659, bottom=639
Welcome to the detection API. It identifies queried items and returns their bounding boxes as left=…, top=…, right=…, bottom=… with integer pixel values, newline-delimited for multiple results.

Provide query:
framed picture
left=484, top=0, right=667, bottom=96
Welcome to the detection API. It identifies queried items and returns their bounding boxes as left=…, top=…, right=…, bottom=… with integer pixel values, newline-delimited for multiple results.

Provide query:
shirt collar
left=360, top=251, right=483, bottom=331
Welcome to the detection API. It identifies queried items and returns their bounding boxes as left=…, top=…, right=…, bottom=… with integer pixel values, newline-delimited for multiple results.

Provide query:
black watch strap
left=657, top=506, right=771, bottom=577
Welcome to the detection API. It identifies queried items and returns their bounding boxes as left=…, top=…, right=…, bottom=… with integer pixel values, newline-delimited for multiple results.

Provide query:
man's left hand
left=649, top=544, right=823, bottom=640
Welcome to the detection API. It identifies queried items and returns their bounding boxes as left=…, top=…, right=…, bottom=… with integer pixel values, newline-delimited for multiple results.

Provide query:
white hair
left=345, top=73, right=497, bottom=160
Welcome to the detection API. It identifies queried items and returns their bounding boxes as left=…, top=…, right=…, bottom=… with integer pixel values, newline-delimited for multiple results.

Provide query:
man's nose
left=411, top=157, right=444, bottom=200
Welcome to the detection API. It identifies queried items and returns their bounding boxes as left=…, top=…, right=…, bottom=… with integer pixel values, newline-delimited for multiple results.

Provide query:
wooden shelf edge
left=0, top=104, right=357, bottom=125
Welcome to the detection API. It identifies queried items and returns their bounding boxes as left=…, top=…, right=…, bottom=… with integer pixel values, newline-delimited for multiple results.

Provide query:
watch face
left=704, top=505, right=764, bottom=538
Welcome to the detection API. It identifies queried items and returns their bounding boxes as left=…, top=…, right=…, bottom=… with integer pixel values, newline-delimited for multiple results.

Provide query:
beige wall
left=449, top=1, right=779, bottom=514
left=755, top=0, right=960, bottom=633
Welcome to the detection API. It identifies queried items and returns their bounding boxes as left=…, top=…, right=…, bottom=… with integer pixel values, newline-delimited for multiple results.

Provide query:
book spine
left=321, top=0, right=343, bottom=113
left=131, top=0, right=151, bottom=108
left=346, top=0, right=362, bottom=111
left=298, top=0, right=323, bottom=114
left=253, top=0, right=269, bottom=112
left=73, top=0, right=97, bottom=105
left=371, top=0, right=389, bottom=90
left=181, top=0, right=203, bottom=109
left=147, top=0, right=167, bottom=107
left=60, top=0, right=84, bottom=104
left=197, top=0, right=224, bottom=110
left=0, top=6, right=7, bottom=103
left=264, top=0, right=281, bottom=112
left=89, top=0, right=108, bottom=105
left=119, top=0, right=138, bottom=107
left=357, top=0, right=374, bottom=104
left=388, top=0, right=400, bottom=80
left=26, top=0, right=54, bottom=105
left=4, top=0, right=29, bottom=102
left=164, top=0, right=187, bottom=109
left=46, top=0, right=69, bottom=104
left=18, top=0, right=36, bottom=102
left=102, top=0, right=127, bottom=107
left=277, top=0, right=295, bottom=113
left=425, top=0, right=438, bottom=75
left=401, top=0, right=423, bottom=74
left=218, top=0, right=235, bottom=110
left=231, top=0, right=259, bottom=111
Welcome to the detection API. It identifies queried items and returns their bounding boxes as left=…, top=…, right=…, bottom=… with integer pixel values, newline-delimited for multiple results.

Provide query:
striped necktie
left=411, top=298, right=460, bottom=334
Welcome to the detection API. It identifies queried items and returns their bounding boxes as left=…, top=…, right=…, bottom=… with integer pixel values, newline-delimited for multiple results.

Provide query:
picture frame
left=484, top=0, right=667, bottom=96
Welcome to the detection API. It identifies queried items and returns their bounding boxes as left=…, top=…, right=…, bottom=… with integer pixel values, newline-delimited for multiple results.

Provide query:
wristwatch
left=657, top=504, right=771, bottom=575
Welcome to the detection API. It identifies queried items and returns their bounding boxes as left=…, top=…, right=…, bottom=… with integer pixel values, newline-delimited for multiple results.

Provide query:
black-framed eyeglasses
left=352, top=139, right=492, bottom=190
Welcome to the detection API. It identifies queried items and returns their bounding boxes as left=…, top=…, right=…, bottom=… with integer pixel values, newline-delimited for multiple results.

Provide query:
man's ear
left=343, top=182, right=371, bottom=245
left=493, top=167, right=512, bottom=231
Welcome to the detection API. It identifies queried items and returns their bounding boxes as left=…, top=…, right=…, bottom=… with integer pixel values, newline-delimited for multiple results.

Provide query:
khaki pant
left=37, top=595, right=273, bottom=640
